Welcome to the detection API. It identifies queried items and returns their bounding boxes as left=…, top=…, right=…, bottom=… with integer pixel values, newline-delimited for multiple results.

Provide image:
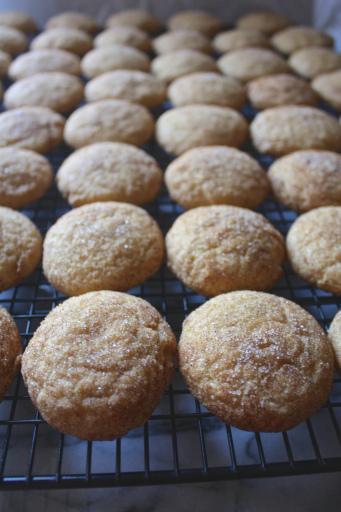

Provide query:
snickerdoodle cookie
left=94, top=26, right=151, bottom=52
left=168, top=72, right=246, bottom=109
left=81, top=44, right=150, bottom=79
left=179, top=291, right=333, bottom=431
left=43, top=202, right=164, bottom=295
left=312, top=70, right=341, bottom=111
left=166, top=205, right=285, bottom=296
left=0, top=11, right=36, bottom=33
left=213, top=28, right=271, bottom=53
left=269, top=150, right=341, bottom=212
left=329, top=310, right=341, bottom=371
left=287, top=207, right=341, bottom=294
left=4, top=72, right=84, bottom=113
left=21, top=290, right=176, bottom=440
left=46, top=11, right=99, bottom=34
left=30, top=28, right=92, bottom=56
left=251, top=106, right=341, bottom=156
left=106, top=9, right=161, bottom=34
left=165, top=146, right=269, bottom=209
left=85, top=70, right=166, bottom=108
left=153, top=30, right=212, bottom=55
left=0, top=206, right=42, bottom=291
left=218, top=48, right=289, bottom=82
left=57, top=142, right=162, bottom=206
left=64, top=100, right=154, bottom=149
left=9, top=49, right=81, bottom=80
left=0, top=50, right=10, bottom=78
left=168, top=10, right=221, bottom=37
left=271, top=26, right=334, bottom=55
left=236, top=11, right=291, bottom=35
left=0, top=147, right=53, bottom=208
left=151, top=49, right=218, bottom=83
left=289, top=47, right=341, bottom=79
left=0, top=26, right=27, bottom=56
left=156, top=105, right=248, bottom=156
left=0, top=107, right=64, bottom=153
left=0, top=306, right=21, bottom=399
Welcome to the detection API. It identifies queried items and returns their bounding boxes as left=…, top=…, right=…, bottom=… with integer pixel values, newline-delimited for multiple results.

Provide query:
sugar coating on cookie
left=165, top=146, right=269, bottom=209
left=0, top=206, right=42, bottom=291
left=0, top=11, right=36, bottom=33
left=271, top=26, right=333, bottom=55
left=312, top=70, right=341, bottom=112
left=213, top=28, right=271, bottom=53
left=0, top=50, right=11, bottom=78
left=106, top=9, right=161, bottom=34
left=0, top=25, right=27, bottom=56
left=85, top=70, right=166, bottom=108
left=269, top=150, right=341, bottom=212
left=287, top=206, right=341, bottom=294
left=46, top=11, right=99, bottom=34
left=9, top=49, right=81, bottom=80
left=153, top=30, right=212, bottom=55
left=166, top=205, right=285, bottom=296
left=81, top=44, right=150, bottom=79
left=57, top=142, right=162, bottom=206
left=251, top=106, right=341, bottom=156
left=179, top=291, right=333, bottom=432
left=151, top=49, right=218, bottom=83
left=329, top=310, right=341, bottom=371
left=30, top=27, right=93, bottom=56
left=64, top=99, right=154, bottom=149
left=21, top=290, right=176, bottom=440
left=0, top=147, right=53, bottom=208
left=168, top=10, right=221, bottom=37
left=289, top=47, right=341, bottom=79
left=168, top=72, right=246, bottom=109
left=236, top=11, right=291, bottom=35
left=4, top=72, right=84, bottom=113
left=94, top=26, right=151, bottom=52
left=0, top=106, right=65, bottom=153
left=0, top=306, right=21, bottom=399
left=43, top=202, right=164, bottom=296
left=156, top=105, right=248, bottom=156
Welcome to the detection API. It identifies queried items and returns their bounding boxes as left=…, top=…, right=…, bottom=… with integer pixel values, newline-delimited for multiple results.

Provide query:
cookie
left=30, top=27, right=92, bottom=56
left=329, top=310, right=341, bottom=371
left=46, top=11, right=99, bottom=34
left=0, top=206, right=42, bottom=291
left=271, top=26, right=334, bottom=55
left=218, top=48, right=290, bottom=82
left=94, top=26, right=151, bottom=52
left=156, top=105, right=248, bottom=156
left=85, top=70, right=166, bottom=108
left=251, top=106, right=341, bottom=156
left=64, top=100, right=154, bottom=149
left=57, top=142, right=162, bottom=206
left=236, top=11, right=291, bottom=35
left=0, top=107, right=64, bottom=154
left=0, top=147, right=53, bottom=208
left=0, top=26, right=27, bottom=56
left=9, top=49, right=81, bottom=80
left=179, top=291, right=333, bottom=432
left=268, top=150, right=341, bottom=212
left=213, top=28, right=271, bottom=53
left=106, top=9, right=161, bottom=34
left=312, top=70, right=341, bottom=111
left=165, top=146, right=269, bottom=209
left=247, top=74, right=318, bottom=109
left=166, top=205, right=285, bottom=296
left=168, top=10, right=221, bottom=37
left=0, top=307, right=21, bottom=399
left=289, top=47, right=341, bottom=80
left=81, top=44, right=150, bottom=79
left=0, top=11, right=36, bottom=34
left=153, top=30, right=212, bottom=55
left=43, top=202, right=164, bottom=296
left=4, top=72, right=84, bottom=114
left=151, top=49, right=218, bottom=83
left=0, top=50, right=11, bottom=78
left=287, top=206, right=341, bottom=294
left=168, top=72, right=246, bottom=109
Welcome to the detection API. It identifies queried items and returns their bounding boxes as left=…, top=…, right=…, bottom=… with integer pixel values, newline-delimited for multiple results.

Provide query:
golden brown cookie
left=165, top=146, right=269, bottom=209
left=236, top=11, right=291, bottom=35
left=312, top=70, right=341, bottom=111
left=106, top=9, right=161, bottom=34
left=168, top=72, right=246, bottom=109
left=4, top=72, right=84, bottom=113
left=46, top=11, right=99, bottom=34
left=94, top=26, right=151, bottom=52
left=0, top=306, right=21, bottom=399
left=329, top=310, right=341, bottom=371
left=21, top=290, right=176, bottom=440
left=271, top=26, right=334, bottom=55
left=57, top=142, right=162, bottom=206
left=0, top=11, right=36, bottom=33
left=85, top=70, right=166, bottom=108
left=213, top=28, right=271, bottom=53
left=287, top=206, right=341, bottom=294
left=81, top=44, right=150, bottom=79
left=9, top=49, right=81, bottom=80
left=0, top=25, right=27, bottom=56
left=0, top=50, right=10, bottom=78
left=0, top=147, right=53, bottom=208
left=0, top=206, right=42, bottom=291
left=43, top=202, right=164, bottom=296
left=166, top=205, right=285, bottom=296
left=30, top=27, right=92, bottom=56
left=179, top=291, right=333, bottom=432
left=151, top=49, right=218, bottom=83
left=251, top=106, right=341, bottom=156
left=218, top=47, right=289, bottom=82
left=289, top=47, right=341, bottom=79
left=156, top=105, right=248, bottom=156
left=0, top=106, right=64, bottom=153
left=64, top=99, right=154, bottom=149
left=168, top=10, right=221, bottom=37
left=247, top=73, right=318, bottom=109
left=268, top=150, right=341, bottom=212
left=153, top=30, right=212, bottom=55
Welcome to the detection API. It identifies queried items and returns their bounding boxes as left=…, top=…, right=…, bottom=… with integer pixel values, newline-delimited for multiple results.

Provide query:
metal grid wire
left=0, top=96, right=340, bottom=490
